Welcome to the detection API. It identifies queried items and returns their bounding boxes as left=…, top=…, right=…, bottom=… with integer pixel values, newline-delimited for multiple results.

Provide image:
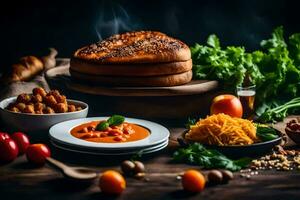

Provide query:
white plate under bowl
left=50, top=138, right=169, bottom=153
left=50, top=136, right=169, bottom=151
left=49, top=117, right=170, bottom=149
left=51, top=140, right=169, bottom=155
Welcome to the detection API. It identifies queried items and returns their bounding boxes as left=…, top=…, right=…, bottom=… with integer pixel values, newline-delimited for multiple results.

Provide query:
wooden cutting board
left=45, top=65, right=218, bottom=97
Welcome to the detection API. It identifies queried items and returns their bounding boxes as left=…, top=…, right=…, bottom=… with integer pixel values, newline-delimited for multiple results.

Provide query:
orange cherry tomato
left=210, top=94, right=243, bottom=118
left=182, top=169, right=206, bottom=193
left=99, top=170, right=126, bottom=195
left=26, top=144, right=51, bottom=166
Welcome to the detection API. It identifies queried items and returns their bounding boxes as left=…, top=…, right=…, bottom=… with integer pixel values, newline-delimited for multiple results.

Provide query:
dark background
left=1, top=0, right=299, bottom=72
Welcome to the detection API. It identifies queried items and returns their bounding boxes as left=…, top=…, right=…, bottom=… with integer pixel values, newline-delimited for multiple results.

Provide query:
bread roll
left=5, top=56, right=44, bottom=83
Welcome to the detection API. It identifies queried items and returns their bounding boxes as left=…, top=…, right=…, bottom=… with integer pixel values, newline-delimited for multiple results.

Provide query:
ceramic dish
left=50, top=139, right=169, bottom=155
left=178, top=129, right=282, bottom=158
left=0, top=96, right=88, bottom=132
left=49, top=117, right=170, bottom=149
left=50, top=137, right=169, bottom=152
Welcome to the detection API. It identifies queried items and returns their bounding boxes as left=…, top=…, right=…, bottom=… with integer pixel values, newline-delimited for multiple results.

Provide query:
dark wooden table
left=1, top=121, right=300, bottom=200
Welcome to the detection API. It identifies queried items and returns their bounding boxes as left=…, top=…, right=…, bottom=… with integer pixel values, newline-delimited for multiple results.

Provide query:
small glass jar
left=236, top=85, right=256, bottom=119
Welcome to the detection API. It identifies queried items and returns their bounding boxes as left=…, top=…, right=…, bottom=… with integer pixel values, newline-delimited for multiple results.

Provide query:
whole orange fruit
left=210, top=94, right=243, bottom=118
left=99, top=170, right=126, bottom=194
left=182, top=169, right=206, bottom=192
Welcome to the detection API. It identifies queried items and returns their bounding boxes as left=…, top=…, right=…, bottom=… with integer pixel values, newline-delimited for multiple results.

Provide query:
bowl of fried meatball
left=0, top=87, right=88, bottom=132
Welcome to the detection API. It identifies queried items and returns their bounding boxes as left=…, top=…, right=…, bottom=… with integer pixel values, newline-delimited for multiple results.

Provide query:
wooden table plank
left=1, top=125, right=300, bottom=200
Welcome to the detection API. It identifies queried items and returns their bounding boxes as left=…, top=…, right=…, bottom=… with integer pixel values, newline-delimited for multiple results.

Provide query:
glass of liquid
left=236, top=85, right=256, bottom=119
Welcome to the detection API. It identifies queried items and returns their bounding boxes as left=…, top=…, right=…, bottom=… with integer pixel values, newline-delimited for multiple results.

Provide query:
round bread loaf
left=70, top=70, right=193, bottom=87
left=70, top=58, right=192, bottom=77
left=73, top=31, right=191, bottom=64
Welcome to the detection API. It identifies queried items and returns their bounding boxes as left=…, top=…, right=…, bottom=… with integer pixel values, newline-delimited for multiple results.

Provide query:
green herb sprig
left=173, top=143, right=251, bottom=171
left=257, top=97, right=300, bottom=123
left=96, top=115, right=125, bottom=131
left=256, top=125, right=279, bottom=141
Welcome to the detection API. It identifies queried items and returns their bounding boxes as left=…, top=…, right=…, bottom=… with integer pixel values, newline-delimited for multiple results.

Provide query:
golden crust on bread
left=2, top=56, right=44, bottom=83
left=70, top=70, right=193, bottom=87
left=70, top=58, right=192, bottom=77
left=74, top=31, right=191, bottom=64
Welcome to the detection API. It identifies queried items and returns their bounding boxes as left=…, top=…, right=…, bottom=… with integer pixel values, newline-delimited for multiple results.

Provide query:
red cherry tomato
left=0, top=132, right=10, bottom=141
left=11, top=132, right=30, bottom=155
left=26, top=144, right=51, bottom=166
left=0, top=138, right=19, bottom=163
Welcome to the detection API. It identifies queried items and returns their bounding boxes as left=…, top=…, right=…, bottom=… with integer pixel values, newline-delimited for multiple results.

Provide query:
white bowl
left=0, top=96, right=88, bottom=132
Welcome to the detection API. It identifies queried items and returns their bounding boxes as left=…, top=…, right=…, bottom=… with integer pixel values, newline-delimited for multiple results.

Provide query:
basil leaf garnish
left=107, top=115, right=125, bottom=126
left=96, top=121, right=109, bottom=131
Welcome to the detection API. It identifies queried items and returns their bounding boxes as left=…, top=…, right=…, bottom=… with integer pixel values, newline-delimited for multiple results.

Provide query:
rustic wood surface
left=1, top=119, right=300, bottom=200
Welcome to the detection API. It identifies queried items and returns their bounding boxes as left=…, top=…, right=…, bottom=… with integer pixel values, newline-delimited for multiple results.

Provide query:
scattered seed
left=250, top=146, right=300, bottom=171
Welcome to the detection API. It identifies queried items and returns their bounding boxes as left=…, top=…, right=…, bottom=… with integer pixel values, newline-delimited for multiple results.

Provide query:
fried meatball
left=16, top=103, right=26, bottom=112
left=44, top=95, right=57, bottom=107
left=9, top=107, right=20, bottom=113
left=55, top=95, right=67, bottom=104
left=23, top=105, right=35, bottom=114
left=27, top=103, right=34, bottom=107
left=6, top=102, right=16, bottom=110
left=35, top=110, right=43, bottom=114
left=54, top=103, right=68, bottom=113
left=31, top=94, right=43, bottom=103
left=47, top=90, right=60, bottom=97
left=16, top=93, right=31, bottom=104
left=33, top=87, right=47, bottom=97
left=43, top=107, right=55, bottom=114
left=76, top=107, right=83, bottom=111
left=34, top=103, right=45, bottom=111
left=67, top=104, right=76, bottom=112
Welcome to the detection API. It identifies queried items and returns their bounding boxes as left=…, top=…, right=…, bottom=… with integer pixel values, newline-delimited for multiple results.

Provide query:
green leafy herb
left=289, top=33, right=300, bottom=66
left=185, top=117, right=197, bottom=129
left=96, top=121, right=109, bottom=131
left=95, top=115, right=125, bottom=131
left=107, top=115, right=125, bottom=126
left=191, top=26, right=300, bottom=118
left=256, top=125, right=279, bottom=141
left=257, top=97, right=300, bottom=123
left=173, top=143, right=251, bottom=171
left=191, top=37, right=252, bottom=91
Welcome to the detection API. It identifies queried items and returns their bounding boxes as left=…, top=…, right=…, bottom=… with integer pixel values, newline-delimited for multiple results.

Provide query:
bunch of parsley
left=191, top=27, right=300, bottom=121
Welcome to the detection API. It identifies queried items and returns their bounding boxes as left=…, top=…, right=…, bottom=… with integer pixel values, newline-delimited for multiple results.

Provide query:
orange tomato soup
left=70, top=121, right=150, bottom=143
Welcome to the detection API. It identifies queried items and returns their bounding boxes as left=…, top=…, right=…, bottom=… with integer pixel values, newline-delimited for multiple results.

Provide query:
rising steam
left=95, top=2, right=140, bottom=41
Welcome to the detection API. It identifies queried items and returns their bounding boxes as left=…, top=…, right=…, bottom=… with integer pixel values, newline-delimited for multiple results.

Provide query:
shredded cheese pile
left=185, top=113, right=258, bottom=146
